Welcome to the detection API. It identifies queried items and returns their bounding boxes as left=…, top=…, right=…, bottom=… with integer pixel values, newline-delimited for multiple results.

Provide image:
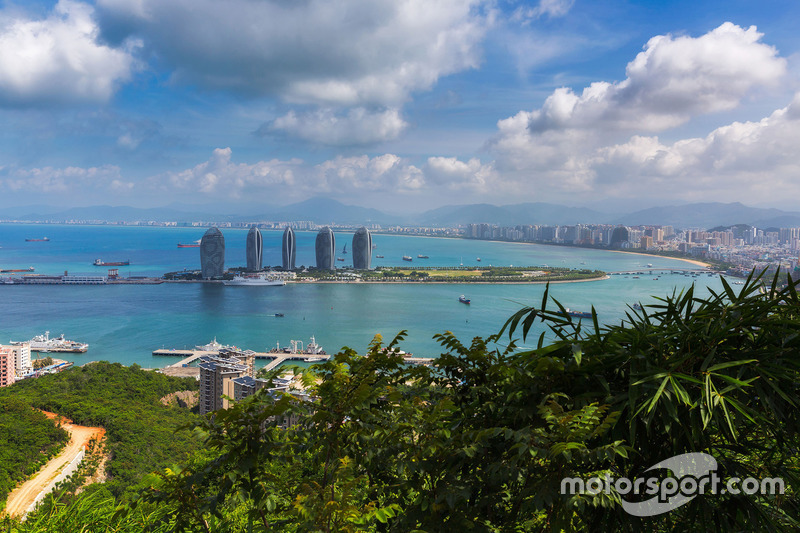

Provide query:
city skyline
left=1, top=1, right=800, bottom=212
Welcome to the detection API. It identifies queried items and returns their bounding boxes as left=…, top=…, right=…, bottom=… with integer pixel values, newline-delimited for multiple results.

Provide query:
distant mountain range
left=3, top=199, right=800, bottom=230
left=612, top=202, right=800, bottom=228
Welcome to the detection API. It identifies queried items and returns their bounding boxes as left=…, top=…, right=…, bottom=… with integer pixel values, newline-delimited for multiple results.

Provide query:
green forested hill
left=0, top=399, right=69, bottom=507
left=0, top=362, right=199, bottom=498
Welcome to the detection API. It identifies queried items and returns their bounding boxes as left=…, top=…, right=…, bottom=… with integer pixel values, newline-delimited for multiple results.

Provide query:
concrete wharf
left=153, top=348, right=434, bottom=369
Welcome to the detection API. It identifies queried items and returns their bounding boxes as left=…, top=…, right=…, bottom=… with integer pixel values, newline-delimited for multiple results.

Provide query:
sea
left=0, top=224, right=733, bottom=368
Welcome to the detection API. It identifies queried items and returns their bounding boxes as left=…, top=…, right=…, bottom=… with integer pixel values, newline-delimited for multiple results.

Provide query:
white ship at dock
left=12, top=331, right=88, bottom=353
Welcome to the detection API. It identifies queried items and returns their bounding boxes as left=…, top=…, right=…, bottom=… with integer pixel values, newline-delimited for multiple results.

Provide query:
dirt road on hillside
left=4, top=412, right=104, bottom=518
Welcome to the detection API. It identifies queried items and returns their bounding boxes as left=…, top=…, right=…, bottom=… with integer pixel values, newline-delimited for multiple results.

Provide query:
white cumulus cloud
left=488, top=22, right=789, bottom=195
left=154, top=149, right=424, bottom=199
left=96, top=0, right=490, bottom=107
left=0, top=0, right=138, bottom=106
left=425, top=156, right=497, bottom=191
left=268, top=108, right=408, bottom=145
left=1, top=164, right=126, bottom=193
left=591, top=92, right=800, bottom=203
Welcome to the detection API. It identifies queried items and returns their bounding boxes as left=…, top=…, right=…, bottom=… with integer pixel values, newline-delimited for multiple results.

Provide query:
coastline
left=385, top=233, right=713, bottom=269
left=298, top=275, right=610, bottom=285
left=605, top=249, right=710, bottom=268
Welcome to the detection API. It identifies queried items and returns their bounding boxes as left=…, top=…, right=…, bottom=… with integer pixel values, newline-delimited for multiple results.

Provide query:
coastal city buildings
left=315, top=227, right=336, bottom=270
left=6, top=343, right=31, bottom=376
left=245, top=226, right=263, bottom=271
left=282, top=226, right=296, bottom=270
left=200, top=227, right=225, bottom=279
left=198, top=355, right=248, bottom=415
left=197, top=351, right=302, bottom=422
left=0, top=347, right=15, bottom=387
left=461, top=222, right=800, bottom=277
left=352, top=226, right=372, bottom=270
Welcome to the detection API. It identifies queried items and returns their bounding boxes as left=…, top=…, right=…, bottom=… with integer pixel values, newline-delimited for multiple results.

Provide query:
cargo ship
left=0, top=267, right=34, bottom=273
left=417, top=254, right=429, bottom=259
left=93, top=259, right=130, bottom=266
left=177, top=240, right=201, bottom=248
left=12, top=331, right=88, bottom=353
left=564, top=308, right=592, bottom=319
left=25, top=237, right=50, bottom=242
left=459, top=295, right=471, bottom=304
left=375, top=255, right=384, bottom=258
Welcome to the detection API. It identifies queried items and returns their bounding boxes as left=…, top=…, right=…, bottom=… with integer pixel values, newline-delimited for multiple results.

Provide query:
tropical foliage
left=5, top=272, right=800, bottom=531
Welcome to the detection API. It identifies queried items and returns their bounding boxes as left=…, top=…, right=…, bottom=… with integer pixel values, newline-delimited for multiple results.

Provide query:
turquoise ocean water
left=0, top=224, right=730, bottom=368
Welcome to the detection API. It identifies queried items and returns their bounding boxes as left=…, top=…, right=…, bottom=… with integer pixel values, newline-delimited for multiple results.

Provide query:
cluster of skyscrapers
left=199, top=225, right=373, bottom=279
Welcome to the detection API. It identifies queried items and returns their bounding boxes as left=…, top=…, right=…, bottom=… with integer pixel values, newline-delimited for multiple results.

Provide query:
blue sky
left=1, top=0, right=799, bottom=212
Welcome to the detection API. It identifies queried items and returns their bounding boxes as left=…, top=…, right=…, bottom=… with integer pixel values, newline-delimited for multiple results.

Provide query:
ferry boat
left=223, top=274, right=285, bottom=286
left=0, top=267, right=34, bottom=273
left=564, top=308, right=592, bottom=319
left=402, top=256, right=412, bottom=261
left=93, top=259, right=130, bottom=266
left=336, top=257, right=345, bottom=262
left=458, top=295, right=471, bottom=304
left=13, top=331, right=88, bottom=353
left=25, top=237, right=49, bottom=242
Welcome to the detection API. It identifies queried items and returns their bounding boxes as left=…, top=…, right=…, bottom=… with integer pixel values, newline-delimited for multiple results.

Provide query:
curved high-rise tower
left=315, top=227, right=335, bottom=270
left=200, top=227, right=225, bottom=279
left=610, top=226, right=630, bottom=249
left=245, top=226, right=263, bottom=271
left=352, top=227, right=372, bottom=270
left=282, top=226, right=296, bottom=270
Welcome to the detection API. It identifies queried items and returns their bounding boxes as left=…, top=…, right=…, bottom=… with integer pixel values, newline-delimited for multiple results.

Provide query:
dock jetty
left=153, top=348, right=329, bottom=371
left=154, top=337, right=434, bottom=371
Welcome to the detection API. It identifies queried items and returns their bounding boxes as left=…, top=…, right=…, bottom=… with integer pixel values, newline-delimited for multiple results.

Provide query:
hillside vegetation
left=4, top=272, right=800, bottom=531
left=0, top=362, right=199, bottom=499
left=0, top=399, right=69, bottom=507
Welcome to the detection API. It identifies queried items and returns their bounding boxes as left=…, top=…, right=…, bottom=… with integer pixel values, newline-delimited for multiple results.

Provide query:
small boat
left=0, top=267, right=34, bottom=273
left=274, top=313, right=284, bottom=317
left=646, top=263, right=653, bottom=268
left=417, top=254, right=429, bottom=259
left=25, top=237, right=49, bottom=242
left=375, top=255, right=384, bottom=258
left=342, top=243, right=348, bottom=254
left=336, top=257, right=345, bottom=261
left=94, top=259, right=130, bottom=266
left=177, top=240, right=201, bottom=248
left=633, top=303, right=643, bottom=311
left=458, top=295, right=471, bottom=304
left=403, top=256, right=412, bottom=262
left=476, top=257, right=481, bottom=262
